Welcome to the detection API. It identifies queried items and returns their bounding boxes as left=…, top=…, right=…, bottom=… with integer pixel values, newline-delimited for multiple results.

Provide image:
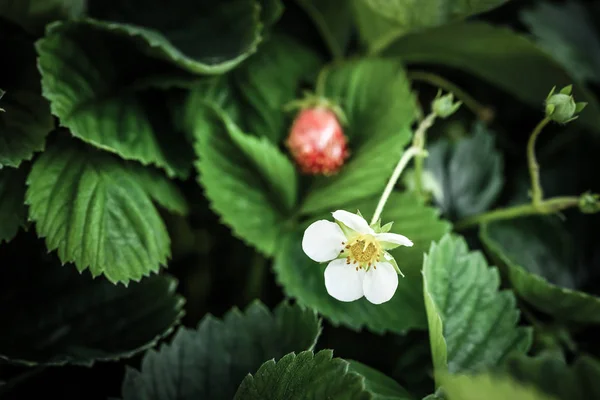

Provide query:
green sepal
left=579, top=192, right=600, bottom=213
left=564, top=116, right=579, bottom=123
left=283, top=90, right=348, bottom=125
left=560, top=84, right=573, bottom=95
left=380, top=221, right=394, bottom=233
left=384, top=251, right=404, bottom=277
left=576, top=102, right=588, bottom=113
left=432, top=90, right=463, bottom=118
left=334, top=219, right=357, bottom=239
left=370, top=218, right=382, bottom=232
left=380, top=240, right=403, bottom=251
left=333, top=209, right=367, bottom=238
left=334, top=251, right=350, bottom=260
left=545, top=85, right=585, bottom=123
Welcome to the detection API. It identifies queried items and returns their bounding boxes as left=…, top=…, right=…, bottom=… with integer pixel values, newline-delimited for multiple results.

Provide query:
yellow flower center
left=344, top=234, right=381, bottom=270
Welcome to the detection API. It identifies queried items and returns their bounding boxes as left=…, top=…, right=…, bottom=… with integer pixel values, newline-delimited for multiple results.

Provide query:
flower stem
left=454, top=196, right=580, bottom=230
left=315, top=68, right=329, bottom=96
left=407, top=70, right=494, bottom=123
left=412, top=113, right=437, bottom=196
left=371, top=146, right=421, bottom=225
left=527, top=117, right=551, bottom=206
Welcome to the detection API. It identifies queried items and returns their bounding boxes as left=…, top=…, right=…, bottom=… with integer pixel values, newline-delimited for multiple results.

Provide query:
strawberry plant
left=2, top=1, right=600, bottom=399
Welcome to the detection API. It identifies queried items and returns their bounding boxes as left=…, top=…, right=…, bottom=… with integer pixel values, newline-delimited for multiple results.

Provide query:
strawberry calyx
left=283, top=91, right=348, bottom=125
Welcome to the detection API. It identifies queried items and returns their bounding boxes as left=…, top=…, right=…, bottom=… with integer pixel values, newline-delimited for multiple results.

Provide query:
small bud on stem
left=544, top=85, right=587, bottom=124
left=431, top=89, right=463, bottom=119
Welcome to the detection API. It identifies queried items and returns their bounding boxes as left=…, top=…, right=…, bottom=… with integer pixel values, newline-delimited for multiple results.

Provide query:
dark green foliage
left=1, top=1, right=600, bottom=399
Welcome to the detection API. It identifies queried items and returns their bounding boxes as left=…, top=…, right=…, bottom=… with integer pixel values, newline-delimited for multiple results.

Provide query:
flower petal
left=363, top=261, right=398, bottom=305
left=375, top=232, right=413, bottom=249
left=324, top=259, right=366, bottom=302
left=302, top=220, right=346, bottom=262
left=332, top=210, right=373, bottom=234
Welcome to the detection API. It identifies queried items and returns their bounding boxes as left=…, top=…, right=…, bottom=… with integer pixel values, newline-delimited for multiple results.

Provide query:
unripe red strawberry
left=285, top=106, right=349, bottom=175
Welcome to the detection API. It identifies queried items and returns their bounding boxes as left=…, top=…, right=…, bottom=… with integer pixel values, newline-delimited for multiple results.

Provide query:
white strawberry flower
left=302, top=210, right=413, bottom=305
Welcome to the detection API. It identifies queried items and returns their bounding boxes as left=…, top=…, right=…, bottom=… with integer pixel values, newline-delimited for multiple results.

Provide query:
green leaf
left=183, top=34, right=322, bottom=148
left=503, top=353, right=600, bottom=400
left=351, top=0, right=440, bottom=54
left=234, top=34, right=322, bottom=142
left=0, top=166, right=27, bottom=243
left=184, top=76, right=243, bottom=135
left=423, top=233, right=532, bottom=379
left=274, top=192, right=451, bottom=334
left=300, top=58, right=416, bottom=215
left=438, top=372, right=558, bottom=400
left=0, top=24, right=53, bottom=169
left=480, top=216, right=600, bottom=324
left=195, top=103, right=297, bottom=256
left=295, top=0, right=354, bottom=59
left=129, top=165, right=189, bottom=216
left=0, top=90, right=52, bottom=169
left=391, top=334, right=435, bottom=397
left=25, top=138, right=171, bottom=285
left=348, top=361, right=413, bottom=400
left=234, top=350, right=371, bottom=400
left=382, top=22, right=600, bottom=131
left=259, top=0, right=284, bottom=27
left=0, top=0, right=84, bottom=35
left=121, top=301, right=321, bottom=400
left=521, top=1, right=600, bottom=84
left=36, top=21, right=195, bottom=179
left=425, top=122, right=504, bottom=219
left=84, top=0, right=262, bottom=75
left=0, top=234, right=184, bottom=366
left=354, top=0, right=511, bottom=53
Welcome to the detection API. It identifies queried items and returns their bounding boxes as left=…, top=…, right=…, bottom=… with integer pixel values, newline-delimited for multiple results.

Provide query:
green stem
left=371, top=146, right=421, bottom=225
left=412, top=113, right=437, bottom=196
left=527, top=117, right=551, bottom=206
left=315, top=68, right=329, bottom=97
left=414, top=156, right=425, bottom=196
left=455, top=196, right=580, bottom=230
left=408, top=71, right=494, bottom=123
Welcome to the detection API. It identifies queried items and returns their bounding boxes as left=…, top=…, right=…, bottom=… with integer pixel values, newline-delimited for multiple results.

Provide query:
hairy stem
left=412, top=113, right=437, bottom=196
left=455, top=196, right=580, bottom=230
left=527, top=117, right=551, bottom=206
left=371, top=146, right=421, bottom=225
left=408, top=70, right=494, bottom=123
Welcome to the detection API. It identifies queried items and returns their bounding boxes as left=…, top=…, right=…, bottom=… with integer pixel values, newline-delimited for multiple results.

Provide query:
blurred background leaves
left=2, top=0, right=600, bottom=399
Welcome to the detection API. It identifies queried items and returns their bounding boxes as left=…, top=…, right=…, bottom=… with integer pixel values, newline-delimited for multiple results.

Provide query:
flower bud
left=431, top=90, right=462, bottom=119
left=579, top=192, right=600, bottom=214
left=545, top=85, right=587, bottom=124
left=285, top=106, right=350, bottom=176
